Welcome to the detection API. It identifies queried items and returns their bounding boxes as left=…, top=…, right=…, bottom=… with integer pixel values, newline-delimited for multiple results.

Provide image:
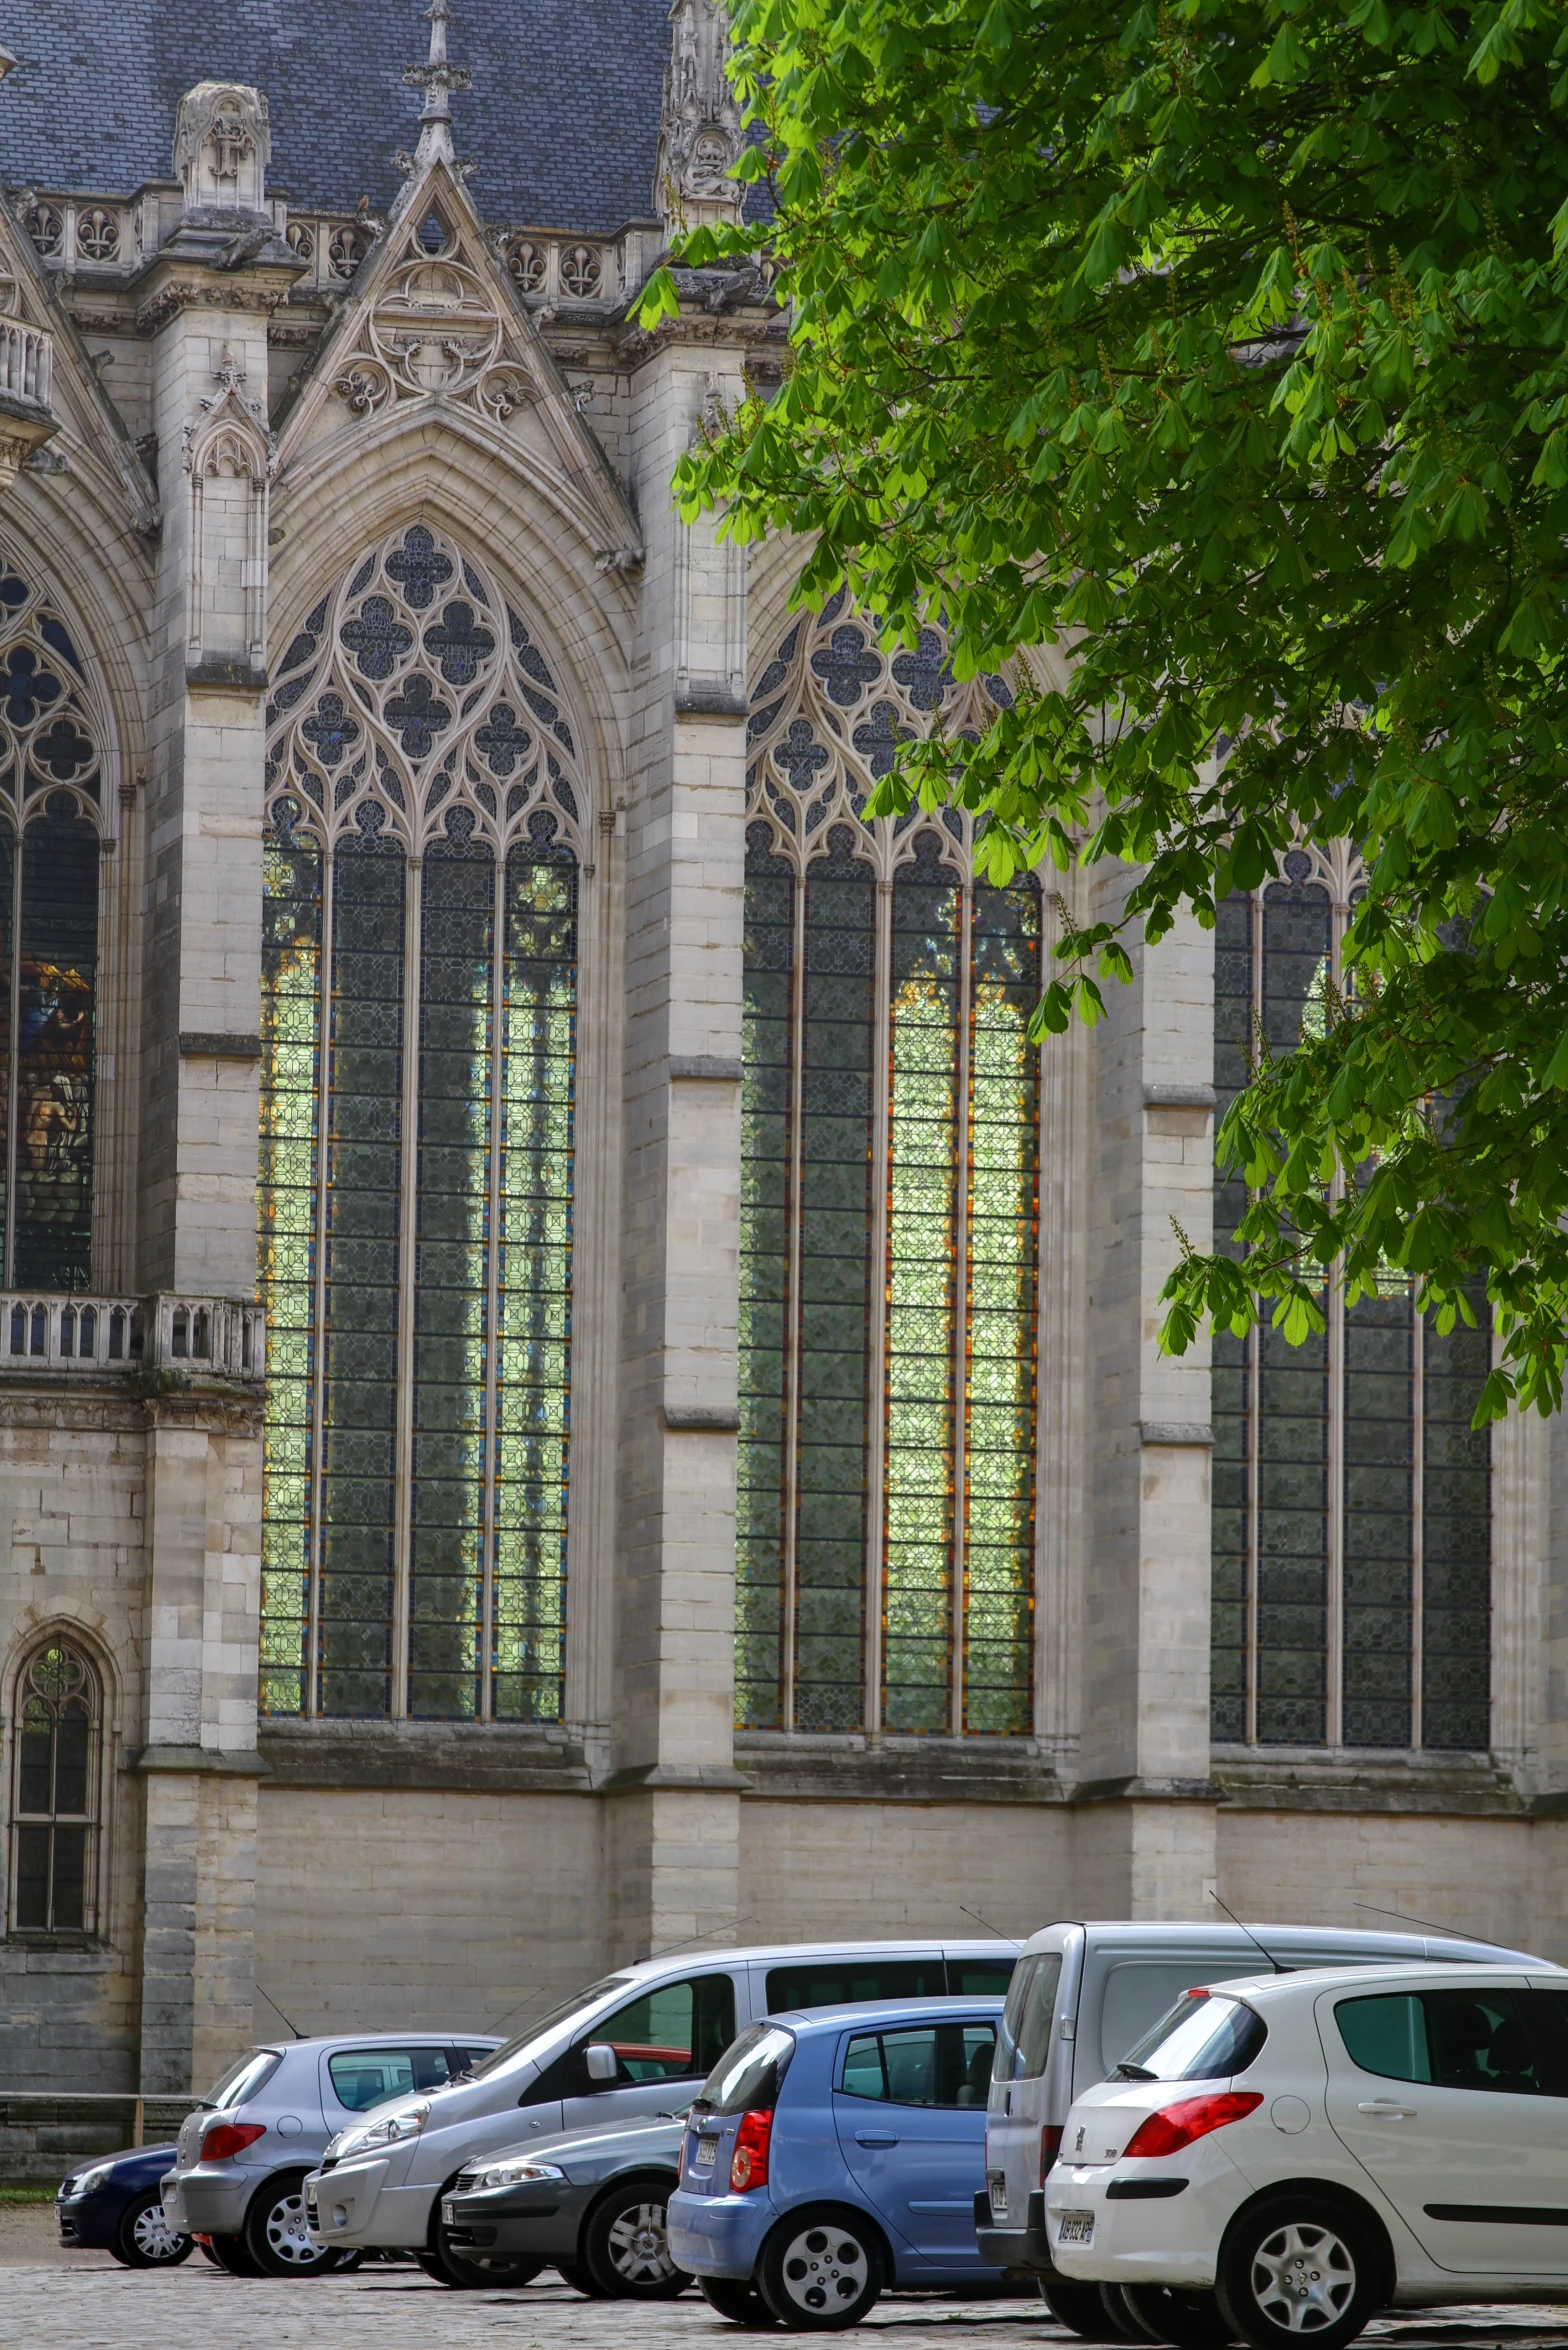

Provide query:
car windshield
left=1112, top=1993, right=1267, bottom=2082
left=693, top=2024, right=796, bottom=2115
left=201, top=2048, right=283, bottom=2110
left=465, top=1979, right=634, bottom=2078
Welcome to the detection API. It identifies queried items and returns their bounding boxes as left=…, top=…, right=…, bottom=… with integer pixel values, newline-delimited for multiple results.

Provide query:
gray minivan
left=976, top=1917, right=1541, bottom=2325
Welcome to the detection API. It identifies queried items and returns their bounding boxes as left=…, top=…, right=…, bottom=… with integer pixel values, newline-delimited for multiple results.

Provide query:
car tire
left=557, top=2261, right=598, bottom=2295
left=1120, top=2283, right=1238, bottom=2349
left=1101, top=2285, right=1156, bottom=2341
left=757, top=2205, right=884, bottom=2331
left=206, top=2230, right=266, bottom=2277
left=1215, top=2195, right=1381, bottom=2350
left=1041, top=2273, right=1120, bottom=2337
left=242, top=2171, right=340, bottom=2278
left=701, top=2274, right=780, bottom=2325
left=581, top=2177, right=691, bottom=2299
left=112, top=2189, right=193, bottom=2269
left=429, top=2223, right=544, bottom=2289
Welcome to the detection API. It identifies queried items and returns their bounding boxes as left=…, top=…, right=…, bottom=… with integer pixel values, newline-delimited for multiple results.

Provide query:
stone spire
left=403, top=0, right=471, bottom=168
left=654, top=0, right=745, bottom=233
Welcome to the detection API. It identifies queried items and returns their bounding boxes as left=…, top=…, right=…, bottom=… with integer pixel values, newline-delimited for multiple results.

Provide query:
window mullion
left=1245, top=889, right=1261, bottom=1746
left=865, top=875, right=894, bottom=1735
left=391, top=855, right=424, bottom=1720
left=782, top=867, right=806, bottom=1734
left=1327, top=886, right=1348, bottom=1748
left=4, top=835, right=20, bottom=1289
left=305, top=845, right=334, bottom=1721
left=1411, top=1303, right=1425, bottom=1750
left=950, top=881, right=972, bottom=1739
left=479, top=856, right=505, bottom=1725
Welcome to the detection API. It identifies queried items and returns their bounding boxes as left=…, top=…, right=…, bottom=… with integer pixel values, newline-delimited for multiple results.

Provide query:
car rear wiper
left=1109, top=2063, right=1155, bottom=2081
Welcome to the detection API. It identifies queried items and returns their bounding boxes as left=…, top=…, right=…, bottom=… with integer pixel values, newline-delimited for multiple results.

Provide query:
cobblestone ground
left=4, top=2209, right=1567, bottom=2350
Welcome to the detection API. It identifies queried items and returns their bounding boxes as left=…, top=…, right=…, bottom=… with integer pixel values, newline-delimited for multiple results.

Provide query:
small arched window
left=11, top=1640, right=101, bottom=1933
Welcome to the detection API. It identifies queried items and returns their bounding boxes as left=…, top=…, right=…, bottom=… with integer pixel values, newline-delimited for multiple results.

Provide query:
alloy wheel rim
left=132, top=2202, right=184, bottom=2261
left=607, top=2200, right=677, bottom=2285
left=1251, top=2221, right=1355, bottom=2333
left=778, top=2224, right=868, bottom=2316
left=265, top=2189, right=325, bottom=2267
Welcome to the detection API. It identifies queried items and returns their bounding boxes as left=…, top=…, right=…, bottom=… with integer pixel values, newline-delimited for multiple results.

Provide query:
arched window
left=740, top=598, right=1039, bottom=1737
left=259, top=524, right=582, bottom=1721
left=0, top=547, right=105, bottom=1291
left=11, top=1640, right=102, bottom=1935
left=1211, top=846, right=1491, bottom=1751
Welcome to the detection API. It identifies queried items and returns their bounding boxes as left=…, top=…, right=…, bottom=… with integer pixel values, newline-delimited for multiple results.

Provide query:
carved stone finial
left=173, top=83, right=271, bottom=216
left=654, top=0, right=745, bottom=233
left=404, top=0, right=472, bottom=169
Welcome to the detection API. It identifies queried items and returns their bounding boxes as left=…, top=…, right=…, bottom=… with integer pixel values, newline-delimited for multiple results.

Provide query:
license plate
left=1059, top=2212, right=1095, bottom=2246
left=443, top=2202, right=456, bottom=2224
left=987, top=2175, right=1008, bottom=2221
left=694, top=2136, right=717, bottom=2171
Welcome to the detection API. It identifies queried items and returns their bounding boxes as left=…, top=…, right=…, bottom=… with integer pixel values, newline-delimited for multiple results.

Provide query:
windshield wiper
left=1110, top=2063, right=1155, bottom=2082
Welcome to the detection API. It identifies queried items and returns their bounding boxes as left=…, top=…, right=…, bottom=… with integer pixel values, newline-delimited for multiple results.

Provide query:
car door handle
left=854, top=2130, right=900, bottom=2147
left=1357, top=2102, right=1417, bottom=2118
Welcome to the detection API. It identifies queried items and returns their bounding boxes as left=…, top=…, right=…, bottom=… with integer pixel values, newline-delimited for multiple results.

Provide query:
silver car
left=439, top=2107, right=690, bottom=2300
left=160, top=2030, right=499, bottom=2278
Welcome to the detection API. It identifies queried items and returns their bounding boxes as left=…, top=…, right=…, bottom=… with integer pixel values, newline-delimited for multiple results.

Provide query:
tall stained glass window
left=738, top=598, right=1040, bottom=1737
left=1211, top=843, right=1492, bottom=1751
left=259, top=524, right=582, bottom=1720
left=0, top=546, right=106, bottom=1291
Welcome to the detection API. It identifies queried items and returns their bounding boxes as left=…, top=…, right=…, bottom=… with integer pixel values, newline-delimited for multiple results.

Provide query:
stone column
left=607, top=342, right=750, bottom=1960
left=1074, top=877, right=1219, bottom=1916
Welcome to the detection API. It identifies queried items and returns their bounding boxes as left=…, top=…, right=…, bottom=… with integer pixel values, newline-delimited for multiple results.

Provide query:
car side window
left=1336, top=1990, right=1549, bottom=2096
left=766, top=1958, right=947, bottom=2012
left=328, top=2046, right=459, bottom=2111
left=584, top=1973, right=737, bottom=2089
left=838, top=2022, right=996, bottom=2109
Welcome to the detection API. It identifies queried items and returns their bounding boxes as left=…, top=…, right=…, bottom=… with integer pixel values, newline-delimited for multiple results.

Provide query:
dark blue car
left=58, top=2144, right=192, bottom=2267
left=669, top=1996, right=1003, bottom=2329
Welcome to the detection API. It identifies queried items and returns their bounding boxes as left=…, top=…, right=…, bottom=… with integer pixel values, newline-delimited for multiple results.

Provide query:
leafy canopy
left=641, top=0, right=1568, bottom=1423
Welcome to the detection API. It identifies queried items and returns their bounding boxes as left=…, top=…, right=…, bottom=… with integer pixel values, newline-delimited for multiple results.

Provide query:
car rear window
left=1114, top=1992, right=1267, bottom=2082
left=695, top=2024, right=796, bottom=2115
left=203, top=2049, right=283, bottom=2110
left=994, top=1952, right=1063, bottom=2084
left=328, top=2046, right=465, bottom=2112
left=765, top=1959, right=946, bottom=2012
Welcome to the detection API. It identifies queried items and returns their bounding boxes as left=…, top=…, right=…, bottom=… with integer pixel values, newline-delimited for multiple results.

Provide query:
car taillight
left=1039, top=2124, right=1062, bottom=2178
left=1122, top=2092, right=1263, bottom=2160
left=201, top=2121, right=267, bottom=2162
left=730, top=2109, right=773, bottom=2192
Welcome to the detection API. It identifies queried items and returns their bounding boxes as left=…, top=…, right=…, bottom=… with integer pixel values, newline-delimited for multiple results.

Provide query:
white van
left=977, top=1918, right=1540, bottom=2327
left=306, top=1936, right=1015, bottom=2282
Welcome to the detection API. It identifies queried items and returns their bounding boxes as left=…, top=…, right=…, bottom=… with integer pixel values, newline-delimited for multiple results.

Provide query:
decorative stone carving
left=172, top=82, right=271, bottom=216
left=327, top=216, right=542, bottom=426
left=655, top=0, right=745, bottom=230
left=183, top=352, right=273, bottom=677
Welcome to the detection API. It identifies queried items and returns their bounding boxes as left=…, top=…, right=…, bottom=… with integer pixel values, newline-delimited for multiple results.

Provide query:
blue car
left=58, top=2144, right=191, bottom=2267
left=668, top=1996, right=1003, bottom=2329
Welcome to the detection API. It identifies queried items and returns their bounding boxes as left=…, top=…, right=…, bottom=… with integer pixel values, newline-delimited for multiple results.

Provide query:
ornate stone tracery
left=745, top=592, right=1013, bottom=877
left=265, top=520, right=587, bottom=857
left=0, top=545, right=106, bottom=821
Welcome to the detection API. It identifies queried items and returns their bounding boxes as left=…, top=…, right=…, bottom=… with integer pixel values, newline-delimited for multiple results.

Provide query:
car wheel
left=1121, top=2283, right=1238, bottom=2349
left=757, top=2205, right=883, bottom=2331
left=582, top=2178, right=691, bottom=2300
left=206, top=2230, right=265, bottom=2277
left=1216, top=2196, right=1380, bottom=2350
left=413, top=2250, right=449, bottom=2282
left=429, top=2225, right=544, bottom=2289
left=113, top=2189, right=193, bottom=2269
left=1041, top=2273, right=1120, bottom=2337
left=701, top=2274, right=780, bottom=2325
left=1101, top=2285, right=1157, bottom=2341
left=243, top=2172, right=339, bottom=2278
left=557, top=2261, right=598, bottom=2295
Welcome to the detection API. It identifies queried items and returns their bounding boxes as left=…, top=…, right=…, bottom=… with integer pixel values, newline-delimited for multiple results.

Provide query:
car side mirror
left=583, top=2043, right=618, bottom=2084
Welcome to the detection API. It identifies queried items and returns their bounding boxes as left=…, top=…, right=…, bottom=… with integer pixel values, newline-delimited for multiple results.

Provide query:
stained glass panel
left=318, top=833, right=405, bottom=1716
left=1342, top=1291, right=1413, bottom=1747
left=258, top=826, right=321, bottom=1716
left=492, top=839, right=575, bottom=1722
left=795, top=830, right=876, bottom=1731
left=883, top=839, right=960, bottom=1733
left=737, top=829, right=793, bottom=1730
left=14, top=797, right=97, bottom=1290
left=408, top=837, right=493, bottom=1719
left=1423, top=1295, right=1491, bottom=1749
left=963, top=877, right=1039, bottom=1734
left=1210, top=891, right=1253, bottom=1742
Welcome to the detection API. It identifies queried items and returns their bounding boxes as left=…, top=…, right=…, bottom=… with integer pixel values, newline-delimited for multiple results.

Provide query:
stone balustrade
left=0, top=1291, right=265, bottom=1381
left=0, top=317, right=53, bottom=411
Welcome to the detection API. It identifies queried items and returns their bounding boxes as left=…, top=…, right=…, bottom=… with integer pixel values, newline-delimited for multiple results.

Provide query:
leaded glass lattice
left=739, top=599, right=1039, bottom=1737
left=1211, top=845, right=1492, bottom=1750
left=259, top=524, right=584, bottom=1720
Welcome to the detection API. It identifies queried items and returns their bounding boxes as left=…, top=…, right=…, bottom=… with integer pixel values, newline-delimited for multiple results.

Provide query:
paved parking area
left=4, top=2208, right=1568, bottom=2350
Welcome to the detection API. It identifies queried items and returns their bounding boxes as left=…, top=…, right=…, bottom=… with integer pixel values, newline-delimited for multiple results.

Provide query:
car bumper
left=668, top=2187, right=772, bottom=2279
left=438, top=2181, right=586, bottom=2262
left=56, top=2195, right=117, bottom=2251
left=306, top=2159, right=433, bottom=2249
left=160, top=2169, right=256, bottom=2235
left=1045, top=2153, right=1244, bottom=2288
left=974, top=2188, right=1056, bottom=2273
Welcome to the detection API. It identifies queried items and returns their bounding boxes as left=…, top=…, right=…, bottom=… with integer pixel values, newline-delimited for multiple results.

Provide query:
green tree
left=642, top=0, right=1568, bottom=1421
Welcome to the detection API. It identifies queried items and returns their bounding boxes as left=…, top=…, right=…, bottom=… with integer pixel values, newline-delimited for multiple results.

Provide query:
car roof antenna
left=1354, top=1900, right=1519, bottom=1955
left=254, top=1981, right=304, bottom=2038
left=959, top=1904, right=1023, bottom=1950
left=1208, top=1889, right=1287, bottom=1973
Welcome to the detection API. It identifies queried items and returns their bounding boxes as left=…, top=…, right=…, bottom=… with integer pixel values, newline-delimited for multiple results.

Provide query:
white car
left=1046, top=1959, right=1568, bottom=2350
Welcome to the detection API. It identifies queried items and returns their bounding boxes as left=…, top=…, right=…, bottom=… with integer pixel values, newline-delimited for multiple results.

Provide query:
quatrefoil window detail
left=301, top=694, right=361, bottom=768
left=423, top=602, right=496, bottom=687
left=475, top=703, right=532, bottom=777
left=341, top=598, right=413, bottom=682
left=2, top=648, right=62, bottom=729
left=383, top=673, right=453, bottom=759
left=810, top=624, right=883, bottom=708
left=384, top=525, right=454, bottom=611
left=0, top=553, right=105, bottom=818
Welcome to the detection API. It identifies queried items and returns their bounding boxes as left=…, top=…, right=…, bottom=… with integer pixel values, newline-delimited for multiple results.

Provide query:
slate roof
left=0, top=0, right=671, bottom=232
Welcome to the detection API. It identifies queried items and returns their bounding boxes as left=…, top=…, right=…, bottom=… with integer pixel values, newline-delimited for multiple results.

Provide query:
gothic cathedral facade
left=0, top=0, right=1558, bottom=2097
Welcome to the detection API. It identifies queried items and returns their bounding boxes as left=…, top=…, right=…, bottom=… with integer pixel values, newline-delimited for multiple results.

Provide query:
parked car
left=1046, top=1959, right=1568, bottom=2350
left=58, top=2143, right=190, bottom=2268
left=668, top=1995, right=1005, bottom=2329
left=305, top=1938, right=1014, bottom=2284
left=160, top=2030, right=499, bottom=2280
left=978, top=1916, right=1543, bottom=2334
left=439, top=2105, right=692, bottom=2300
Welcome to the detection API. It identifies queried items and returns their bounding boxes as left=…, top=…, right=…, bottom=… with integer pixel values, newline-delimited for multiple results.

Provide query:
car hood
left=478, top=2111, right=687, bottom=2169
